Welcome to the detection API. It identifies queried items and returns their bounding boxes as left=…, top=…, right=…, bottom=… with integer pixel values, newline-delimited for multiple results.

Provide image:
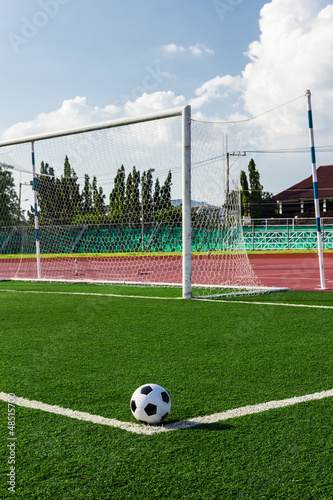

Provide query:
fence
left=0, top=223, right=242, bottom=256
left=243, top=218, right=333, bottom=251
left=2, top=219, right=333, bottom=255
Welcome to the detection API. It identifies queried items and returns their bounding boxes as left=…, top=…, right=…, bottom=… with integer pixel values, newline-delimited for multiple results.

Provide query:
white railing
left=243, top=218, right=333, bottom=250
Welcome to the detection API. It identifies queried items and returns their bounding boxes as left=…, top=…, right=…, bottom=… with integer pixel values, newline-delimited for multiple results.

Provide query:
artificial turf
left=0, top=281, right=332, bottom=498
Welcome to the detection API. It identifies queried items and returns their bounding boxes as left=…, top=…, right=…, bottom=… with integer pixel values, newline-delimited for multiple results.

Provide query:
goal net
left=0, top=106, right=273, bottom=298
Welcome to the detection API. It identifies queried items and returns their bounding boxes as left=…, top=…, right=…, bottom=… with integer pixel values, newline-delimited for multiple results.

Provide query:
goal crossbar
left=0, top=107, right=185, bottom=147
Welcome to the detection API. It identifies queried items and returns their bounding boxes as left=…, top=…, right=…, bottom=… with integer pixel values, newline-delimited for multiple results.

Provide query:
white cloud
left=124, top=90, right=186, bottom=116
left=186, top=1, right=333, bottom=192
left=188, top=43, right=214, bottom=57
left=161, top=43, right=186, bottom=55
left=0, top=92, right=186, bottom=141
left=1, top=96, right=120, bottom=141
left=234, top=0, right=333, bottom=190
left=180, top=0, right=333, bottom=150
left=161, top=43, right=214, bottom=57
left=241, top=0, right=333, bottom=141
left=190, top=75, right=244, bottom=109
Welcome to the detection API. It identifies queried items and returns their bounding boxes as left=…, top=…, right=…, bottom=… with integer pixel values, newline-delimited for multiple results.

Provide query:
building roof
left=272, top=165, right=333, bottom=201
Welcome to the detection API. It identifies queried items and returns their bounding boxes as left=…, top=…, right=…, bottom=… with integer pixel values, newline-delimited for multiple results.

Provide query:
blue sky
left=1, top=0, right=333, bottom=199
left=0, top=0, right=264, bottom=124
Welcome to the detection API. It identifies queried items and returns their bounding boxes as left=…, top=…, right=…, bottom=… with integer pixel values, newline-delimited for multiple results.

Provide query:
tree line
left=25, top=156, right=177, bottom=226
left=0, top=164, right=21, bottom=226
left=0, top=157, right=277, bottom=228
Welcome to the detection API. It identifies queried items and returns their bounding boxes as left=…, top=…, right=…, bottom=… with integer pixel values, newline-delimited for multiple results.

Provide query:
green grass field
left=1, top=281, right=333, bottom=499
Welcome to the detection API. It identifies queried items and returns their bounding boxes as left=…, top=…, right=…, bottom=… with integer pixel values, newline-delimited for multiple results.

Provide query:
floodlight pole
left=305, top=90, right=326, bottom=289
left=31, top=141, right=41, bottom=279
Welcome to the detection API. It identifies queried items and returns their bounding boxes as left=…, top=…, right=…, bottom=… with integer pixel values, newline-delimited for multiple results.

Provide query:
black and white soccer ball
left=130, top=384, right=171, bottom=424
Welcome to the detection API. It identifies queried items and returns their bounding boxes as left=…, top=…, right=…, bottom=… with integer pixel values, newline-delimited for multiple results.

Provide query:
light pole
left=141, top=168, right=155, bottom=252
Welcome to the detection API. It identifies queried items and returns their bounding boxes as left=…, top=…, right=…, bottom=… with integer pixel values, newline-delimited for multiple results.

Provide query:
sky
left=1, top=0, right=333, bottom=208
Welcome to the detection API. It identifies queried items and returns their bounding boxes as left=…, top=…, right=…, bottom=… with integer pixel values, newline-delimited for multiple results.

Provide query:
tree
left=34, top=161, right=56, bottom=225
left=82, top=174, right=92, bottom=215
left=240, top=170, right=250, bottom=216
left=123, top=166, right=141, bottom=224
left=92, top=176, right=105, bottom=214
left=131, top=167, right=141, bottom=221
left=153, top=178, right=161, bottom=212
left=123, top=168, right=139, bottom=223
left=60, top=156, right=81, bottom=224
left=108, top=166, right=174, bottom=226
left=0, top=164, right=20, bottom=225
left=124, top=171, right=133, bottom=216
left=241, top=159, right=272, bottom=218
left=248, top=159, right=263, bottom=217
left=159, top=170, right=172, bottom=209
left=27, top=156, right=111, bottom=225
left=109, top=165, right=125, bottom=222
left=141, top=169, right=154, bottom=221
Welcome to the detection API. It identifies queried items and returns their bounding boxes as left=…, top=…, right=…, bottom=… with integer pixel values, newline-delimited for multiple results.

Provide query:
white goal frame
left=0, top=105, right=284, bottom=298
left=0, top=106, right=193, bottom=298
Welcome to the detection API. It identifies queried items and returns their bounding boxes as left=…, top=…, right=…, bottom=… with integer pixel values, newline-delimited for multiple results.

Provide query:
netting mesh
left=190, top=119, right=261, bottom=295
left=0, top=110, right=264, bottom=296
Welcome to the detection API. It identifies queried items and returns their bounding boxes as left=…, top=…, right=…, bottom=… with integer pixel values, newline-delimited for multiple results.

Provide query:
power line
left=245, top=145, right=333, bottom=154
left=250, top=94, right=305, bottom=120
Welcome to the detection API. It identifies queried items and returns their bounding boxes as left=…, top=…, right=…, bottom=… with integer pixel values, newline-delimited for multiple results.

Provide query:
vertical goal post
left=182, top=105, right=192, bottom=299
left=0, top=104, right=280, bottom=298
left=305, top=90, right=326, bottom=290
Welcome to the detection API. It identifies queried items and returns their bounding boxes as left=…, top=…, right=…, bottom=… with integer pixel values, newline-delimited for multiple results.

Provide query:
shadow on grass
left=185, top=422, right=233, bottom=432
left=163, top=420, right=234, bottom=432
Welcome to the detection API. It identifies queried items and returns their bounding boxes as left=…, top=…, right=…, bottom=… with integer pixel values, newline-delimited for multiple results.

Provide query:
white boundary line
left=0, top=289, right=180, bottom=301
left=1, top=389, right=332, bottom=435
left=199, top=298, right=333, bottom=309
left=1, top=288, right=333, bottom=309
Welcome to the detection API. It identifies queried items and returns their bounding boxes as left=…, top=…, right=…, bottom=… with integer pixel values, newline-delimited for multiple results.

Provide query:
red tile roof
left=272, top=165, right=333, bottom=201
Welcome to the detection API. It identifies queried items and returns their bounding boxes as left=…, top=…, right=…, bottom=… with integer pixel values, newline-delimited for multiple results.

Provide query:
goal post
left=182, top=105, right=192, bottom=299
left=0, top=105, right=275, bottom=298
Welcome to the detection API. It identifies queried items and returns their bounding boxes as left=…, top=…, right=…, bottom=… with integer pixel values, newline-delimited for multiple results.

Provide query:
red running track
left=249, top=253, right=333, bottom=291
left=1, top=253, right=332, bottom=291
left=0, top=255, right=250, bottom=286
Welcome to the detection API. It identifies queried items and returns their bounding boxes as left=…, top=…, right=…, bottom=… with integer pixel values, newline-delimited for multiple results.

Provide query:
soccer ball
left=130, top=384, right=171, bottom=424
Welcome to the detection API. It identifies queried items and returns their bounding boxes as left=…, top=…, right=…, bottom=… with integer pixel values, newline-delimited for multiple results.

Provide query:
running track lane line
left=1, top=389, right=333, bottom=435
left=1, top=288, right=333, bottom=309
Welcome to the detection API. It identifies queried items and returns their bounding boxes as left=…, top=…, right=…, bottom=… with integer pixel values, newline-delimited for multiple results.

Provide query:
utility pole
left=18, top=182, right=30, bottom=222
left=225, top=151, right=246, bottom=222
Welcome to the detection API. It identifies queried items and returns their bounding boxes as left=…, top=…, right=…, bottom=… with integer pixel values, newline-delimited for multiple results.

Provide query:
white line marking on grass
left=168, top=388, right=333, bottom=430
left=199, top=298, right=333, bottom=309
left=0, top=392, right=166, bottom=435
left=1, top=389, right=332, bottom=435
left=0, top=289, right=180, bottom=300
left=1, top=288, right=333, bottom=309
